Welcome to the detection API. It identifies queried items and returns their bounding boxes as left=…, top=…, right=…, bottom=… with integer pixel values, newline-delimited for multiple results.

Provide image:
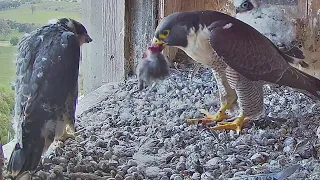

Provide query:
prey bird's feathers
left=136, top=45, right=169, bottom=90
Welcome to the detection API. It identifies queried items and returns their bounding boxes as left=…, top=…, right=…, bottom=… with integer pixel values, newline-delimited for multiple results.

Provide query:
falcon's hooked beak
left=78, top=33, right=93, bottom=46
left=84, top=34, right=93, bottom=43
left=234, top=8, right=242, bottom=14
left=151, top=37, right=166, bottom=51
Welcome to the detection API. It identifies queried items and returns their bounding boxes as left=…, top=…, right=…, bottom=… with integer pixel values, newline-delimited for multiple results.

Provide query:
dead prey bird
left=136, top=44, right=169, bottom=90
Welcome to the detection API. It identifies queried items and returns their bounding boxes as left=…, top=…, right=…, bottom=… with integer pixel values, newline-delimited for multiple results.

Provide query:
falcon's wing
left=15, top=26, right=79, bottom=126
left=8, top=25, right=80, bottom=178
left=208, top=20, right=320, bottom=97
left=281, top=45, right=305, bottom=59
left=208, top=20, right=288, bottom=82
left=63, top=82, right=78, bottom=126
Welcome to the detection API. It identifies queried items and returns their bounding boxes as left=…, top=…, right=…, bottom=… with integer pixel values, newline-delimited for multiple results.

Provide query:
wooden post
left=81, top=0, right=105, bottom=94
left=158, top=0, right=182, bottom=61
left=288, top=0, right=320, bottom=78
left=101, top=0, right=127, bottom=82
left=82, top=0, right=159, bottom=94
left=81, top=0, right=127, bottom=95
left=124, top=0, right=159, bottom=75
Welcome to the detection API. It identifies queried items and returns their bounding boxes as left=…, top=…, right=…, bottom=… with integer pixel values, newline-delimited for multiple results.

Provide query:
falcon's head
left=152, top=12, right=199, bottom=50
left=57, top=18, right=93, bottom=46
left=233, top=0, right=259, bottom=14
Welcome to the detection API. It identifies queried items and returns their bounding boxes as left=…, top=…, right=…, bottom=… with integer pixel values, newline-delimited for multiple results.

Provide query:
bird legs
left=187, top=70, right=238, bottom=125
left=210, top=79, right=264, bottom=134
left=56, top=123, right=76, bottom=142
left=211, top=114, right=249, bottom=134
left=58, top=125, right=76, bottom=141
left=187, top=68, right=264, bottom=134
left=187, top=100, right=235, bottom=125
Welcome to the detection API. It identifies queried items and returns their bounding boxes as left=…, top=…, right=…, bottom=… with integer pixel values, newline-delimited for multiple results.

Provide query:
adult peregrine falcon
left=7, top=18, right=92, bottom=179
left=151, top=10, right=320, bottom=133
left=233, top=0, right=309, bottom=68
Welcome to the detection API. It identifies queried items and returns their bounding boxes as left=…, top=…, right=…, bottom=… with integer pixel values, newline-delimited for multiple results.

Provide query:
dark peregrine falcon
left=151, top=10, right=320, bottom=133
left=7, top=18, right=92, bottom=179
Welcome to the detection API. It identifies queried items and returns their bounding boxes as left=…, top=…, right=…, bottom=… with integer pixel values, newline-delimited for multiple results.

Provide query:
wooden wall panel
left=82, top=0, right=158, bottom=94
left=288, top=0, right=320, bottom=78
left=158, top=0, right=182, bottom=62
left=125, top=0, right=158, bottom=76
left=180, top=0, right=231, bottom=12
left=82, top=0, right=106, bottom=94
left=101, top=0, right=126, bottom=83
left=181, top=0, right=205, bottom=11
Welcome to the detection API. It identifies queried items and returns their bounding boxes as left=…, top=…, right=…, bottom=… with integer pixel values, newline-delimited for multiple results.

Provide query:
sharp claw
left=187, top=119, right=201, bottom=124
left=187, top=109, right=230, bottom=125
left=210, top=116, right=249, bottom=134
left=215, top=122, right=228, bottom=126
left=187, top=118, right=217, bottom=125
left=56, top=126, right=82, bottom=141
left=199, top=109, right=229, bottom=119
left=57, top=133, right=75, bottom=142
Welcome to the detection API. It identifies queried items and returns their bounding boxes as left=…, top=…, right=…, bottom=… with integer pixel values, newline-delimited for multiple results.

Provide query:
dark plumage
left=7, top=18, right=92, bottom=179
left=136, top=45, right=169, bottom=90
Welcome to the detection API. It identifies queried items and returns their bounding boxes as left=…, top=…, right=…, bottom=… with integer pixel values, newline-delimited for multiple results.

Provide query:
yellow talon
left=187, top=105, right=230, bottom=125
left=199, top=109, right=229, bottom=120
left=57, top=125, right=76, bottom=141
left=210, top=114, right=249, bottom=134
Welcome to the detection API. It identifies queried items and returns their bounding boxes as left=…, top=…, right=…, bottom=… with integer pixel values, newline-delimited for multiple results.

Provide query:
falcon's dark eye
left=241, top=2, right=249, bottom=8
left=159, top=30, right=170, bottom=39
left=162, top=30, right=169, bottom=36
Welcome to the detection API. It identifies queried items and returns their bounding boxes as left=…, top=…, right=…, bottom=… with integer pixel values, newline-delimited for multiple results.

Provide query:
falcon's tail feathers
left=281, top=51, right=309, bottom=68
left=283, top=46, right=305, bottom=60
left=298, top=61, right=309, bottom=68
left=7, top=138, right=45, bottom=179
left=277, top=67, right=320, bottom=99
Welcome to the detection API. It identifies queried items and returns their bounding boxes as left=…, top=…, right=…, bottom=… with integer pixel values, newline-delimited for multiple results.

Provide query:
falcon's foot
left=211, top=114, right=249, bottom=134
left=56, top=125, right=76, bottom=141
left=187, top=108, right=230, bottom=125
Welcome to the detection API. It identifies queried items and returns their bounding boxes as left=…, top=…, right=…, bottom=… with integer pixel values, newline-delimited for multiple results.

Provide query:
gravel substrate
left=12, top=66, right=320, bottom=179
